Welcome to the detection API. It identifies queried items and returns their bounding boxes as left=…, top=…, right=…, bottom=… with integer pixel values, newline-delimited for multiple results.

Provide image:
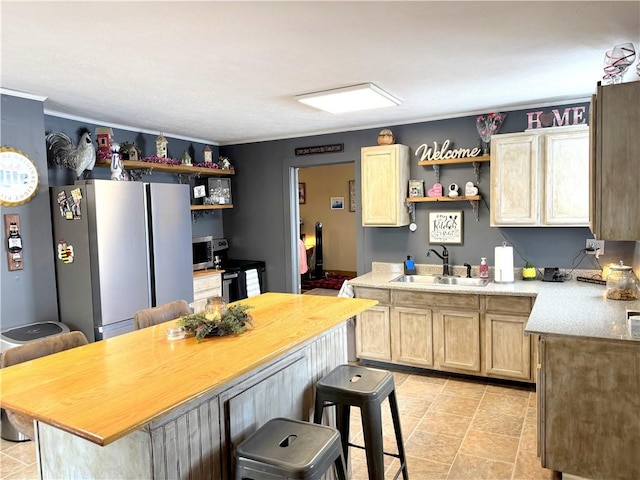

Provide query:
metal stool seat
left=235, top=417, right=348, bottom=480
left=313, top=364, right=409, bottom=480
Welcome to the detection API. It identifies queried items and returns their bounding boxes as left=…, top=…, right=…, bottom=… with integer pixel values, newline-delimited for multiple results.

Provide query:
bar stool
left=235, top=417, right=348, bottom=480
left=313, top=364, right=409, bottom=480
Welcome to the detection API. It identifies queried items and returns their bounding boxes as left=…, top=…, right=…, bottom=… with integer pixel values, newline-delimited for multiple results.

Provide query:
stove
left=212, top=238, right=266, bottom=302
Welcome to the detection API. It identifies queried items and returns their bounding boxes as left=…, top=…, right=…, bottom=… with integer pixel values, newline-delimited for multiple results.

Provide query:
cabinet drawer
left=194, top=274, right=221, bottom=293
left=486, top=295, right=532, bottom=314
left=394, top=290, right=479, bottom=309
left=354, top=287, right=390, bottom=304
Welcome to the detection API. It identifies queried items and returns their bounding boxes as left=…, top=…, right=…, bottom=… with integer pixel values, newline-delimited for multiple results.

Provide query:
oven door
left=222, top=272, right=239, bottom=303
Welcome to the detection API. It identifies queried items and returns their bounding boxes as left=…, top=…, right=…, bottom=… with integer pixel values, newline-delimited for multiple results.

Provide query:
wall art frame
left=331, top=197, right=344, bottom=210
left=428, top=210, right=463, bottom=245
left=298, top=183, right=306, bottom=204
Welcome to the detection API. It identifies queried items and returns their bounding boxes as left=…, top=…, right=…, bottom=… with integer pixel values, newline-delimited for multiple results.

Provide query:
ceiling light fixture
left=296, top=83, right=401, bottom=114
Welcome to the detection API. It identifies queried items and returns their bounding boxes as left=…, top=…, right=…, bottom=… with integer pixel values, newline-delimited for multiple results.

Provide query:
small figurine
left=377, top=129, right=395, bottom=146
left=120, top=142, right=140, bottom=161
left=181, top=151, right=192, bottom=166
left=464, top=181, right=479, bottom=196
left=427, top=183, right=443, bottom=197
left=110, top=142, right=128, bottom=181
left=95, top=127, right=113, bottom=155
left=218, top=156, right=231, bottom=170
left=448, top=183, right=459, bottom=198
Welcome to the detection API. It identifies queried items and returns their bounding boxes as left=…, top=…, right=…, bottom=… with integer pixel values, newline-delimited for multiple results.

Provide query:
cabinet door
left=543, top=126, right=590, bottom=226
left=355, top=306, right=391, bottom=361
left=361, top=144, right=410, bottom=227
left=485, top=313, right=531, bottom=381
left=434, top=309, right=481, bottom=372
left=391, top=306, right=434, bottom=367
left=490, top=133, right=542, bottom=226
left=193, top=273, right=222, bottom=312
left=592, top=82, right=640, bottom=240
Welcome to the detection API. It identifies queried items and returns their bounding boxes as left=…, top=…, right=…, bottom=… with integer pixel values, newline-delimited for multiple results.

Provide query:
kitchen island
left=0, top=293, right=377, bottom=479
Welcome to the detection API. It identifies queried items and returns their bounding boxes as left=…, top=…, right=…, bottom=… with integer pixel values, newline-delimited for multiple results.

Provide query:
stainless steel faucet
left=427, top=245, right=450, bottom=276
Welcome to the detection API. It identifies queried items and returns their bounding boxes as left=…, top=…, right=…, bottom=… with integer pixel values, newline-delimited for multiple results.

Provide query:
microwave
left=192, top=236, right=214, bottom=271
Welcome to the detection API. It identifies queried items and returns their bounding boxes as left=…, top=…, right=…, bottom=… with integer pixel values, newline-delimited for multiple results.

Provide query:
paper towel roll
left=494, top=244, right=514, bottom=283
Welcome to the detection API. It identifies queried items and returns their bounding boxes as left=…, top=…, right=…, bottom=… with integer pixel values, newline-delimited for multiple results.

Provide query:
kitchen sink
left=391, top=274, right=442, bottom=284
left=436, top=276, right=490, bottom=287
left=391, top=275, right=490, bottom=287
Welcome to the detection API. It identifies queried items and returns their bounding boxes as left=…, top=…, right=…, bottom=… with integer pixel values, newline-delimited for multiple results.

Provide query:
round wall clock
left=0, top=147, right=40, bottom=206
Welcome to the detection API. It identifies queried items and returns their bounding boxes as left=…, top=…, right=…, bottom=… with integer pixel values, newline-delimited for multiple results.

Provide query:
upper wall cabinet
left=590, top=82, right=640, bottom=240
left=490, top=125, right=589, bottom=227
left=361, top=144, right=410, bottom=227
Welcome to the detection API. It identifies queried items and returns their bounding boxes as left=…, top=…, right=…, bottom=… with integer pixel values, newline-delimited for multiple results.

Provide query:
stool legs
left=361, top=403, right=385, bottom=480
left=336, top=404, right=351, bottom=466
left=389, top=391, right=409, bottom=480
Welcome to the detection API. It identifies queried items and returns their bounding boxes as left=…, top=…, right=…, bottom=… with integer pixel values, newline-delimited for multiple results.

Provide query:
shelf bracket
left=472, top=161, right=483, bottom=184
left=432, top=164, right=441, bottom=184
left=405, top=201, right=416, bottom=224
left=469, top=199, right=480, bottom=221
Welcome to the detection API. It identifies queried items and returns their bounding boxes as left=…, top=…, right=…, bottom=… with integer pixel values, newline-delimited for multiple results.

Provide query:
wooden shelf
left=190, top=204, right=233, bottom=211
left=97, top=159, right=234, bottom=176
left=406, top=195, right=481, bottom=203
left=417, top=155, right=490, bottom=167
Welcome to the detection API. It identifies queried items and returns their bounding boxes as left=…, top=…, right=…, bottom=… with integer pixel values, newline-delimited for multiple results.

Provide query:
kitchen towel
left=245, top=269, right=261, bottom=297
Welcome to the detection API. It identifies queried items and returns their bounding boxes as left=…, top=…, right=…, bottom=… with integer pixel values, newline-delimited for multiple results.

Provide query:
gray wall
left=221, top=102, right=635, bottom=294
left=1, top=95, right=59, bottom=330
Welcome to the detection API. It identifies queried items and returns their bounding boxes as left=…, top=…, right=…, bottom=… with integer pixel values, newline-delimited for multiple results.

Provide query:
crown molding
left=0, top=88, right=48, bottom=102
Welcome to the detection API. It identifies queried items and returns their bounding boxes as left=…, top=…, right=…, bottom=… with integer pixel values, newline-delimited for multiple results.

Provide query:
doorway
left=297, top=163, right=357, bottom=291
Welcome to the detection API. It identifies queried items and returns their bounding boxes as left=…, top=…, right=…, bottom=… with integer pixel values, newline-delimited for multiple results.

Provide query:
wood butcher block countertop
left=0, top=293, right=376, bottom=447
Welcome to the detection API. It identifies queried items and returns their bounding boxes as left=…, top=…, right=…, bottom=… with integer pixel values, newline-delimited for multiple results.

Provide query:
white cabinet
left=361, top=144, right=410, bottom=227
left=192, top=272, right=222, bottom=312
left=355, top=305, right=391, bottom=361
left=490, top=125, right=589, bottom=227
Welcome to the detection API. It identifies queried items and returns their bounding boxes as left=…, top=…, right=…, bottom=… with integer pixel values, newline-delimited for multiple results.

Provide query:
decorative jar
left=606, top=261, right=638, bottom=301
left=205, top=296, right=227, bottom=320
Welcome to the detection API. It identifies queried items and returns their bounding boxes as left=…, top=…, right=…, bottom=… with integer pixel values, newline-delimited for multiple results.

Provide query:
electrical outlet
left=585, top=239, right=605, bottom=255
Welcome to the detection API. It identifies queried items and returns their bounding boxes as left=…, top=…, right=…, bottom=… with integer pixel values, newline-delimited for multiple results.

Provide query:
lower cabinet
left=354, top=287, right=535, bottom=382
left=391, top=306, right=434, bottom=367
left=435, top=309, right=481, bottom=373
left=355, top=305, right=391, bottom=361
left=193, top=272, right=222, bottom=312
left=485, top=313, right=531, bottom=380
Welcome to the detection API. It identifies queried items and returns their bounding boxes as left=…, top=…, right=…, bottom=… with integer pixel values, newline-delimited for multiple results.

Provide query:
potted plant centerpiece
left=177, top=297, right=253, bottom=342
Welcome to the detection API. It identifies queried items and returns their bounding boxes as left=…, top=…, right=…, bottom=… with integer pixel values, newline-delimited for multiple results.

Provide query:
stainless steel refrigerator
left=50, top=180, right=194, bottom=341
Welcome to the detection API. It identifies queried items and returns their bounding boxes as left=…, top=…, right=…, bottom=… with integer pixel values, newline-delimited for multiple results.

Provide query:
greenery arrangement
left=176, top=304, right=253, bottom=342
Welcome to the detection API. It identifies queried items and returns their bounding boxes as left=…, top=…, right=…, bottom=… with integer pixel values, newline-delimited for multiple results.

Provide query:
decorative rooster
left=46, top=128, right=96, bottom=179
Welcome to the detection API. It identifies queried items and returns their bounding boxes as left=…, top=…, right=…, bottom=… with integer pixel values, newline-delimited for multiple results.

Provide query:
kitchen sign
left=526, top=106, right=587, bottom=130
left=295, top=143, right=344, bottom=156
left=416, top=139, right=481, bottom=162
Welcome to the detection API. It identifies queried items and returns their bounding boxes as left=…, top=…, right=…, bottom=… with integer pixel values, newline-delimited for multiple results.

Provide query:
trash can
left=0, top=321, right=70, bottom=442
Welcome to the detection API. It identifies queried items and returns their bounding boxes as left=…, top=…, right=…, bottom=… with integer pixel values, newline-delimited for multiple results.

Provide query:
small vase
left=482, top=140, right=490, bottom=156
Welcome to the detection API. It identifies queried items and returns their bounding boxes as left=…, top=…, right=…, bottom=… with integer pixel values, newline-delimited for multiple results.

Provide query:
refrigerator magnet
left=57, top=240, right=74, bottom=264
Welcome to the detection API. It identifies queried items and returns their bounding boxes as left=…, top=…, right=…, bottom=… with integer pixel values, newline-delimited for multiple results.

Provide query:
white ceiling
left=2, top=1, right=639, bottom=146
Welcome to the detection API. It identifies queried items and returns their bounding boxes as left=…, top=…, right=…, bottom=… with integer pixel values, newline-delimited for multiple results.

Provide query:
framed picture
left=298, top=183, right=306, bottom=204
left=428, top=210, right=463, bottom=244
left=331, top=197, right=344, bottom=210
left=348, top=180, right=356, bottom=212
left=408, top=179, right=424, bottom=198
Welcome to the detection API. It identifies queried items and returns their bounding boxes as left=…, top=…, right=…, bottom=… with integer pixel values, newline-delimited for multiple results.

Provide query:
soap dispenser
left=479, top=257, right=489, bottom=279
left=404, top=256, right=416, bottom=275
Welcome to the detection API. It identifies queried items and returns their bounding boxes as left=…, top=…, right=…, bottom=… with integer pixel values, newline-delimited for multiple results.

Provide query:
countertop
left=0, top=293, right=376, bottom=446
left=349, top=262, right=640, bottom=343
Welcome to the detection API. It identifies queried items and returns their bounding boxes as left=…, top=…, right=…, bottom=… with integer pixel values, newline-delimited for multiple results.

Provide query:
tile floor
left=0, top=370, right=590, bottom=479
